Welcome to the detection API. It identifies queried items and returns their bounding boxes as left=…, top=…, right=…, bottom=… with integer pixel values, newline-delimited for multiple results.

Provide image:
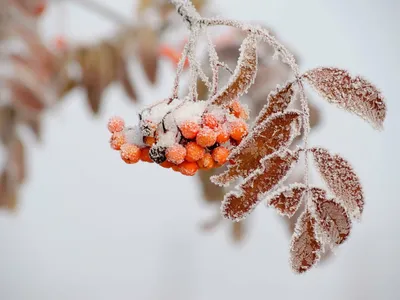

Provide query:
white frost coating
left=157, top=130, right=177, bottom=147
left=172, top=100, right=208, bottom=125
left=124, top=125, right=145, bottom=147
left=140, top=98, right=183, bottom=125
left=265, top=183, right=307, bottom=217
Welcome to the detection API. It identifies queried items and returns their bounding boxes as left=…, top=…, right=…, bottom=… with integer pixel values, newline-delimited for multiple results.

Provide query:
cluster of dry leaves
left=0, top=0, right=209, bottom=209
left=161, top=0, right=386, bottom=273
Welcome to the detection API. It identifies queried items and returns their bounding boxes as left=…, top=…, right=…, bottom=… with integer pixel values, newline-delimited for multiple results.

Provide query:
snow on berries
left=107, top=97, right=249, bottom=176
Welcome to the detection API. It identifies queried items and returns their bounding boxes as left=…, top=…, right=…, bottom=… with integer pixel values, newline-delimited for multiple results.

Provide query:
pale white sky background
left=0, top=0, right=399, bottom=299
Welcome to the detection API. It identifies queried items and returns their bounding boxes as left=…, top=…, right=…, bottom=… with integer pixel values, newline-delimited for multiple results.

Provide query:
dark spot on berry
left=207, top=142, right=220, bottom=151
left=149, top=146, right=167, bottom=164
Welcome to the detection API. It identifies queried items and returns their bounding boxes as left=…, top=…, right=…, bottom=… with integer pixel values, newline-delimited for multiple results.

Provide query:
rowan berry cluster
left=108, top=98, right=249, bottom=176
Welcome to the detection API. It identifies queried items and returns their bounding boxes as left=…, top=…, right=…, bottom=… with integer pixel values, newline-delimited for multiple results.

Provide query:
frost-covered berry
left=216, top=127, right=230, bottom=144
left=212, top=146, right=230, bottom=165
left=120, top=144, right=141, bottom=164
left=229, top=100, right=249, bottom=119
left=107, top=116, right=125, bottom=133
left=110, top=132, right=126, bottom=150
left=179, top=161, right=199, bottom=176
left=144, top=136, right=156, bottom=147
left=149, top=145, right=167, bottom=164
left=166, top=144, right=186, bottom=165
left=229, top=120, right=248, bottom=141
left=140, top=147, right=153, bottom=163
left=160, top=161, right=174, bottom=168
left=185, top=142, right=205, bottom=162
left=196, top=127, right=217, bottom=148
left=202, top=113, right=219, bottom=129
left=197, top=153, right=215, bottom=169
left=179, top=121, right=200, bottom=139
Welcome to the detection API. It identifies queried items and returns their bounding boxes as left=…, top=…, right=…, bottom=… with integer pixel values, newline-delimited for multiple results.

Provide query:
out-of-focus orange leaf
left=137, top=27, right=159, bottom=84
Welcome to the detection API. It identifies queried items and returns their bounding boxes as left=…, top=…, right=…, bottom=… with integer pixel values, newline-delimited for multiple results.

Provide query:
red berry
left=196, top=127, right=217, bottom=148
left=216, top=127, right=230, bottom=144
left=179, top=161, right=199, bottom=176
left=212, top=146, right=230, bottom=165
left=110, top=132, right=126, bottom=150
left=179, top=121, right=200, bottom=139
left=229, top=120, right=248, bottom=141
left=120, top=144, right=141, bottom=164
left=202, top=113, right=219, bottom=129
left=140, top=147, right=153, bottom=163
left=107, top=116, right=125, bottom=133
left=166, top=144, right=187, bottom=165
left=197, top=153, right=215, bottom=169
left=185, top=142, right=205, bottom=162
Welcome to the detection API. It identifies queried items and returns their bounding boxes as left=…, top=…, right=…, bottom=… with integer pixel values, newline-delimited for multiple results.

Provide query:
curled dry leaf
left=210, top=34, right=258, bottom=106
left=221, top=149, right=300, bottom=221
left=7, top=79, right=46, bottom=113
left=311, top=147, right=364, bottom=220
left=267, top=183, right=307, bottom=218
left=310, top=187, right=351, bottom=246
left=211, top=111, right=302, bottom=186
left=137, top=27, right=159, bottom=84
left=0, top=106, right=17, bottom=144
left=303, top=67, right=386, bottom=129
left=255, top=81, right=295, bottom=126
left=117, top=55, right=138, bottom=102
left=10, top=137, right=26, bottom=184
left=290, top=210, right=322, bottom=273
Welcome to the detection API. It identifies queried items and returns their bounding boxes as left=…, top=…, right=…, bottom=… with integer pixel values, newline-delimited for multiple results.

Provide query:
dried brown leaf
left=310, top=187, right=351, bottom=246
left=221, top=149, right=299, bottom=221
left=0, top=106, right=17, bottom=144
left=267, top=183, right=307, bottom=217
left=137, top=27, right=159, bottom=84
left=211, top=34, right=258, bottom=106
left=211, top=111, right=302, bottom=186
left=7, top=79, right=46, bottom=113
left=117, top=55, right=138, bottom=102
left=311, top=147, right=364, bottom=220
left=290, top=210, right=322, bottom=273
left=10, top=137, right=26, bottom=184
left=303, top=67, right=386, bottom=129
left=255, top=81, right=295, bottom=126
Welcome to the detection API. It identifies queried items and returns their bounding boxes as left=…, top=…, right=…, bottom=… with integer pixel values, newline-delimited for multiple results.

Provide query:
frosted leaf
left=290, top=210, right=322, bottom=274
left=267, top=183, right=307, bottom=217
left=211, top=111, right=302, bottom=186
left=311, top=147, right=364, bottom=220
left=255, top=81, right=295, bottom=126
left=221, top=149, right=299, bottom=221
left=303, top=67, right=386, bottom=129
left=310, top=187, right=351, bottom=246
left=210, top=34, right=258, bottom=106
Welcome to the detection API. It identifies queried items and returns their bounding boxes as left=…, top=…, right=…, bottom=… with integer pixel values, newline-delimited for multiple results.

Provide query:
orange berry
left=179, top=161, right=199, bottom=176
left=160, top=161, right=174, bottom=168
left=120, top=144, right=141, bottom=164
left=172, top=165, right=180, bottom=172
left=216, top=127, right=230, bottom=144
left=229, top=120, right=248, bottom=141
left=33, top=2, right=46, bottom=16
left=166, top=144, right=187, bottom=165
left=110, top=132, right=126, bottom=150
left=144, top=136, right=156, bottom=147
left=140, top=147, right=153, bottom=163
left=196, top=127, right=217, bottom=148
left=229, top=100, right=249, bottom=119
left=54, top=36, right=67, bottom=51
left=212, top=146, right=230, bottom=165
left=197, top=153, right=215, bottom=169
left=202, top=113, right=219, bottom=129
left=185, top=142, right=205, bottom=162
left=179, top=121, right=200, bottom=139
left=107, top=116, right=125, bottom=133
